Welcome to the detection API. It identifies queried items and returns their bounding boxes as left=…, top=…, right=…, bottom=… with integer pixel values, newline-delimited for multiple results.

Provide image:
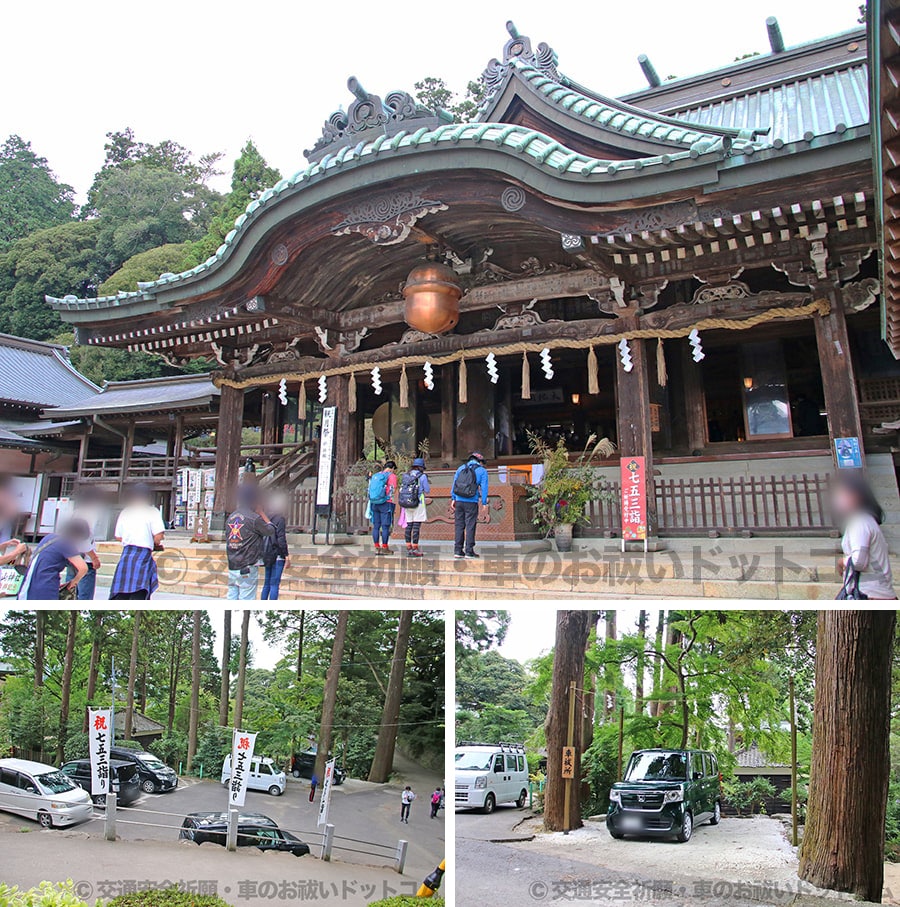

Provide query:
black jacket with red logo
left=225, top=507, right=275, bottom=571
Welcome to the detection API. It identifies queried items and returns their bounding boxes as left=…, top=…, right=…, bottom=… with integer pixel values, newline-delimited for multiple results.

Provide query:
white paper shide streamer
left=371, top=366, right=382, bottom=395
left=423, top=361, right=434, bottom=390
left=318, top=374, right=327, bottom=403
left=689, top=329, right=705, bottom=362
left=540, top=348, right=554, bottom=379
left=618, top=338, right=633, bottom=372
left=485, top=353, right=499, bottom=384
left=278, top=378, right=288, bottom=405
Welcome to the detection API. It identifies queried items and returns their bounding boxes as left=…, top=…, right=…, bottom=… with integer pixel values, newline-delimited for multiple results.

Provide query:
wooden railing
left=285, top=489, right=368, bottom=533
left=78, top=456, right=183, bottom=482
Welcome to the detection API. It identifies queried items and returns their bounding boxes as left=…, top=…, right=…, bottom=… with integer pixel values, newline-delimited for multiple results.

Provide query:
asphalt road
left=0, top=771, right=444, bottom=892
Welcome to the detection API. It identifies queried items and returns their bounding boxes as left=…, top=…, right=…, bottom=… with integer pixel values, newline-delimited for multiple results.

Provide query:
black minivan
left=60, top=758, right=141, bottom=806
left=110, top=747, right=178, bottom=793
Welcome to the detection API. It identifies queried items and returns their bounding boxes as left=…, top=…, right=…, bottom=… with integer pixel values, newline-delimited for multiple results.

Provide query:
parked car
left=179, top=812, right=310, bottom=856
left=110, top=747, right=178, bottom=793
left=0, top=757, right=94, bottom=828
left=290, top=750, right=345, bottom=785
left=454, top=742, right=529, bottom=813
left=221, top=755, right=286, bottom=796
left=59, top=758, right=141, bottom=806
left=607, top=748, right=722, bottom=843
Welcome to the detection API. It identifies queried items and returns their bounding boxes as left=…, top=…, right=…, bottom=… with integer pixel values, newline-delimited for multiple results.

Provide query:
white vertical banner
left=88, top=708, right=113, bottom=796
left=228, top=729, right=258, bottom=808
left=317, top=758, right=336, bottom=827
left=315, top=406, right=337, bottom=510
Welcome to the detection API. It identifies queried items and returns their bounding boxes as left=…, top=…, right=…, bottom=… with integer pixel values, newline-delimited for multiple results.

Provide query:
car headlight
left=663, top=789, right=684, bottom=803
left=474, top=776, right=487, bottom=789
left=50, top=802, right=68, bottom=809
left=609, top=790, right=621, bottom=803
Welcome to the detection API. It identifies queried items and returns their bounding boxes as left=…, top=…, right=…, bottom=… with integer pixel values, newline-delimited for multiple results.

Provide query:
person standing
left=833, top=472, right=896, bottom=599
left=17, top=518, right=91, bottom=600
left=110, top=484, right=165, bottom=600
left=261, top=493, right=290, bottom=600
left=398, top=458, right=430, bottom=557
left=368, top=461, right=398, bottom=555
left=65, top=490, right=104, bottom=600
left=430, top=787, right=442, bottom=819
left=226, top=483, right=275, bottom=599
left=400, top=785, right=416, bottom=823
left=450, top=452, right=489, bottom=559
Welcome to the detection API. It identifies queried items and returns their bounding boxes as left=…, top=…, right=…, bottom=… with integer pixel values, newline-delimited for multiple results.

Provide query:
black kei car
left=110, top=747, right=178, bottom=793
left=180, top=812, right=310, bottom=856
left=60, top=758, right=141, bottom=806
left=289, top=750, right=345, bottom=785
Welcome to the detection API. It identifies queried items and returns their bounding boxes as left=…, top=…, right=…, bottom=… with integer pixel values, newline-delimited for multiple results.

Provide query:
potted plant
left=526, top=433, right=616, bottom=551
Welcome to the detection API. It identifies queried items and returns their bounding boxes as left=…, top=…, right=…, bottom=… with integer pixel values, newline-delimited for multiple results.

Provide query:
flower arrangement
left=526, top=433, right=616, bottom=533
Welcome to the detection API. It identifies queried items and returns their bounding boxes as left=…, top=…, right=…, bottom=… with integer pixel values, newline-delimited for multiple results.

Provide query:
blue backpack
left=368, top=471, right=390, bottom=504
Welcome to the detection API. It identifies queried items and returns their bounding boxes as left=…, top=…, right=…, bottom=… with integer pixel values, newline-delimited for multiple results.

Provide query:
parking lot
left=0, top=771, right=445, bottom=899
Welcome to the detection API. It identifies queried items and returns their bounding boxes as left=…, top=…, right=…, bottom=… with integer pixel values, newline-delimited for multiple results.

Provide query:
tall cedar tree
left=314, top=611, right=349, bottom=783
left=187, top=611, right=202, bottom=768
left=368, top=611, right=414, bottom=782
left=219, top=610, right=231, bottom=728
left=125, top=612, right=140, bottom=739
left=56, top=611, right=78, bottom=763
left=799, top=610, right=896, bottom=901
left=544, top=610, right=596, bottom=831
left=234, top=611, right=250, bottom=728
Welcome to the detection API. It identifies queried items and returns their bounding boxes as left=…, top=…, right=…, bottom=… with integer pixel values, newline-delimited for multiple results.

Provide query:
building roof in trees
left=46, top=372, right=219, bottom=418
left=113, top=710, right=166, bottom=737
left=734, top=742, right=790, bottom=773
left=0, top=333, right=99, bottom=410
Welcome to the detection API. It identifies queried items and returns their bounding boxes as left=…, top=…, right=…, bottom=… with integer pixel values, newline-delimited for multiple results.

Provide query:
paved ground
left=458, top=812, right=887, bottom=907
left=0, top=755, right=444, bottom=905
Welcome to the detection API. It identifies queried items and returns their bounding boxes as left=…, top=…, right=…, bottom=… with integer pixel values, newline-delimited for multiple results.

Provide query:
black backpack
left=452, top=463, right=479, bottom=498
left=398, top=470, right=422, bottom=508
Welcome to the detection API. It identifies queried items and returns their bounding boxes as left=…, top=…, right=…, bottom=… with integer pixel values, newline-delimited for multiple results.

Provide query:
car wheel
left=37, top=811, right=53, bottom=829
left=269, top=785, right=282, bottom=796
left=482, top=793, right=496, bottom=815
left=709, top=801, right=721, bottom=826
left=141, top=780, right=156, bottom=794
left=676, top=811, right=693, bottom=843
left=93, top=794, right=106, bottom=807
left=516, top=789, right=528, bottom=809
left=609, top=830, right=625, bottom=840
left=292, top=769, right=301, bottom=778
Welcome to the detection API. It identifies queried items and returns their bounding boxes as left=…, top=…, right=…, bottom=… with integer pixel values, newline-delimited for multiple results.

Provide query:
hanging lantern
left=402, top=262, right=462, bottom=334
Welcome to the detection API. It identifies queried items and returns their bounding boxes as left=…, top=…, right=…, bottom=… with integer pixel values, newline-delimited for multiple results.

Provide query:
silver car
left=0, top=758, right=94, bottom=828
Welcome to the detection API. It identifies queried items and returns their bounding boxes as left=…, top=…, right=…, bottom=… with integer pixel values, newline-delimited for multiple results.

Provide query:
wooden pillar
left=440, top=363, right=457, bottom=466
left=260, top=391, right=277, bottom=449
left=77, top=426, right=91, bottom=484
left=172, top=414, right=185, bottom=466
left=814, top=288, right=866, bottom=468
left=615, top=328, right=657, bottom=534
left=681, top=339, right=708, bottom=453
left=331, top=373, right=357, bottom=488
left=119, top=421, right=136, bottom=494
left=212, top=383, right=244, bottom=525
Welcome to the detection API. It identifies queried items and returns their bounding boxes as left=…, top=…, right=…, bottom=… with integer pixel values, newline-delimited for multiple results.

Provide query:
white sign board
left=315, top=406, right=337, bottom=511
left=88, top=708, right=113, bottom=795
left=228, top=729, right=258, bottom=808
left=317, top=758, right=336, bottom=827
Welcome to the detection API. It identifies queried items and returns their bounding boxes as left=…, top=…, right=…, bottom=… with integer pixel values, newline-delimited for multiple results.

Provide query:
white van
left=0, top=757, right=94, bottom=828
left=454, top=742, right=529, bottom=813
left=220, top=755, right=286, bottom=796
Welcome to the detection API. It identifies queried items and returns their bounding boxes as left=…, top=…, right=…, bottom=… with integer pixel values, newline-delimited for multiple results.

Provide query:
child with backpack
left=398, top=458, right=430, bottom=557
left=368, top=461, right=398, bottom=555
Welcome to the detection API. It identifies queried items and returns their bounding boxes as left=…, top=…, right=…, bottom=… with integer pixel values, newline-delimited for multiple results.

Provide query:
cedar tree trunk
left=56, top=610, right=78, bottom=763
left=219, top=609, right=231, bottom=727
left=314, top=611, right=349, bottom=783
left=234, top=610, right=250, bottom=728
left=125, top=612, right=140, bottom=739
left=187, top=610, right=202, bottom=769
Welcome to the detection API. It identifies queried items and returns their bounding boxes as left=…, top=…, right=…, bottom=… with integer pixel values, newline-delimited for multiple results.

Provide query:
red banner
left=620, top=456, right=647, bottom=541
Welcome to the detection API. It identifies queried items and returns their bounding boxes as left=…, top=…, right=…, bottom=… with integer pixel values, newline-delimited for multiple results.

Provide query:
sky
left=3, top=0, right=863, bottom=204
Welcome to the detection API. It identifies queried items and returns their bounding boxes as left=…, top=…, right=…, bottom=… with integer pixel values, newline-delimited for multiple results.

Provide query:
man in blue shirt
left=450, top=451, right=489, bottom=559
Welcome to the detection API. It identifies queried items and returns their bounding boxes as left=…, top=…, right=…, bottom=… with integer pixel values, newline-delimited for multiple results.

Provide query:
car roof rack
left=456, top=741, right=526, bottom=753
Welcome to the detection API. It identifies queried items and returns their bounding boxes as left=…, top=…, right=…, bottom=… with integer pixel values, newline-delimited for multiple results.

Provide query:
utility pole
left=563, top=679, right=576, bottom=834
left=789, top=675, right=798, bottom=847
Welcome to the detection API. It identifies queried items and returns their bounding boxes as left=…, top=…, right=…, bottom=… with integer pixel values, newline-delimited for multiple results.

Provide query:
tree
left=0, top=220, right=106, bottom=339
left=455, top=610, right=510, bottom=656
left=314, top=611, right=349, bottom=782
left=544, top=610, right=595, bottom=832
left=187, top=611, right=201, bottom=769
left=234, top=611, right=250, bottom=728
left=414, top=77, right=486, bottom=121
left=799, top=611, right=896, bottom=901
left=125, top=613, right=140, bottom=740
left=219, top=610, right=232, bottom=728
left=98, top=242, right=195, bottom=296
left=56, top=610, right=78, bottom=763
left=0, top=135, right=75, bottom=250
left=34, top=610, right=45, bottom=690
left=368, top=610, right=413, bottom=782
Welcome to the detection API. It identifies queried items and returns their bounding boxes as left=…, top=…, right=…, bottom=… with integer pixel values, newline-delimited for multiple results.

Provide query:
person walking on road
left=450, top=451, right=489, bottom=559
left=226, top=482, right=275, bottom=599
left=401, top=785, right=416, bottom=823
left=430, top=787, right=442, bottom=819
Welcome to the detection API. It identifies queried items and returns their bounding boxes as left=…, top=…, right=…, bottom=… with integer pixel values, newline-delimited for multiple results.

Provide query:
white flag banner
left=228, top=729, right=257, bottom=808
left=88, top=708, right=113, bottom=796
left=317, top=758, right=336, bottom=827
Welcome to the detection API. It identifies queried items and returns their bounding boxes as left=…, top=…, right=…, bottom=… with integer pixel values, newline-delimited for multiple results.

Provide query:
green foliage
left=581, top=724, right=623, bottom=816
left=0, top=136, right=76, bottom=251
left=152, top=729, right=189, bottom=767
left=0, top=880, right=90, bottom=907
left=370, top=899, right=444, bottom=907
left=455, top=611, right=510, bottom=656
left=98, top=242, right=195, bottom=296
left=723, top=777, right=776, bottom=816
left=0, top=220, right=105, bottom=338
left=192, top=724, right=229, bottom=774
left=414, top=75, right=486, bottom=121
left=526, top=433, right=616, bottom=529
left=106, top=889, right=234, bottom=907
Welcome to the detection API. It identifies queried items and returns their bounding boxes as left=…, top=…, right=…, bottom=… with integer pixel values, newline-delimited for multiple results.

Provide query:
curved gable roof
left=0, top=333, right=99, bottom=409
